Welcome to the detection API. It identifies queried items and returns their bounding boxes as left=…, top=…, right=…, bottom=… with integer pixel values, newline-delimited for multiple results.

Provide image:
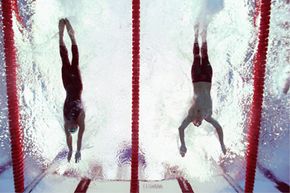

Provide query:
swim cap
left=68, top=127, right=78, bottom=134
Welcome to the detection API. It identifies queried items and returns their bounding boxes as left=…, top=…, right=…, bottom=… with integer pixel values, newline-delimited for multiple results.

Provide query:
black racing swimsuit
left=60, top=45, right=83, bottom=121
left=191, top=42, right=213, bottom=83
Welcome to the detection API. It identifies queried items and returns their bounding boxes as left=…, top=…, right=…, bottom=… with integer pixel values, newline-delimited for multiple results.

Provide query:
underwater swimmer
left=59, top=18, right=85, bottom=163
left=178, top=24, right=226, bottom=157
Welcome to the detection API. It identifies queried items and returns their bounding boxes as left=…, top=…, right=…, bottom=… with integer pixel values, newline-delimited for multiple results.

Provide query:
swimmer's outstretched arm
left=75, top=111, right=85, bottom=163
left=64, top=126, right=73, bottom=162
left=178, top=116, right=191, bottom=157
left=205, top=116, right=226, bottom=154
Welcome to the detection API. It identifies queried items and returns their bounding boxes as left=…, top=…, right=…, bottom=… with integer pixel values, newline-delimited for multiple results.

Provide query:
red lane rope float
left=177, top=177, right=194, bottom=193
left=12, top=0, right=26, bottom=28
left=74, top=178, right=91, bottom=193
left=2, top=0, right=25, bottom=192
left=245, top=0, right=271, bottom=192
left=130, top=0, right=140, bottom=192
left=254, top=0, right=260, bottom=27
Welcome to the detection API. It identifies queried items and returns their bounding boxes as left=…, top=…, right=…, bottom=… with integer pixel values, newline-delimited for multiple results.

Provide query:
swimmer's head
left=65, top=119, right=78, bottom=134
left=192, top=109, right=203, bottom=127
left=192, top=119, right=202, bottom=127
left=68, top=127, right=78, bottom=133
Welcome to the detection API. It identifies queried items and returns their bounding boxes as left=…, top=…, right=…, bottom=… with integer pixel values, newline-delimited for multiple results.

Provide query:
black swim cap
left=68, top=127, right=78, bottom=133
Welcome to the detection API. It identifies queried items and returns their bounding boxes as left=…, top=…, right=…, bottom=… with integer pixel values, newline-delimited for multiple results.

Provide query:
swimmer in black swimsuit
left=178, top=24, right=226, bottom=157
left=59, top=18, right=85, bottom=163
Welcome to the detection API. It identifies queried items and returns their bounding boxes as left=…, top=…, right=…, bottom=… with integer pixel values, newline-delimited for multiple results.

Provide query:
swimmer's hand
left=221, top=144, right=227, bottom=155
left=67, top=150, right=72, bottom=162
left=75, top=151, right=81, bottom=163
left=180, top=145, right=187, bottom=157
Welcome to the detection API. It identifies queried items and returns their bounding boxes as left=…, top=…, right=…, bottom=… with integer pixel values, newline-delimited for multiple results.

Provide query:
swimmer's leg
left=71, top=44, right=79, bottom=67
left=65, top=18, right=77, bottom=45
left=59, top=19, right=70, bottom=88
left=201, top=25, right=212, bottom=65
left=201, top=25, right=207, bottom=44
left=64, top=19, right=82, bottom=87
left=59, top=19, right=66, bottom=47
left=191, top=25, right=201, bottom=83
left=59, top=19, right=69, bottom=67
left=201, top=35, right=210, bottom=66
left=59, top=44, right=69, bottom=69
left=200, top=30, right=213, bottom=82
left=193, top=23, right=200, bottom=57
left=65, top=19, right=80, bottom=69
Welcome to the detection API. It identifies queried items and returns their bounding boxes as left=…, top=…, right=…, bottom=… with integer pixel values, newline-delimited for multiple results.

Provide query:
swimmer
left=59, top=18, right=85, bottom=163
left=178, top=24, right=226, bottom=157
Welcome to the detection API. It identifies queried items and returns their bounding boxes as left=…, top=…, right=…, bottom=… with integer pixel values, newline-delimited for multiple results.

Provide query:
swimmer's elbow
left=180, top=118, right=190, bottom=131
left=178, top=125, right=184, bottom=132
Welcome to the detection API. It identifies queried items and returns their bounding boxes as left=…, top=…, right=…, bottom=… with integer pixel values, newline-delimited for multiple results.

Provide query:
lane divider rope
left=74, top=178, right=91, bottom=193
left=245, top=0, right=271, bottom=192
left=2, top=0, right=25, bottom=192
left=130, top=0, right=140, bottom=192
left=177, top=177, right=194, bottom=193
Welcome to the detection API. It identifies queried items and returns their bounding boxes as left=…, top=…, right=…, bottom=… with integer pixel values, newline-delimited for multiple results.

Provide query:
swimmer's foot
left=194, top=23, right=199, bottom=39
left=64, top=18, right=75, bottom=38
left=201, top=29, right=207, bottom=43
left=59, top=19, right=65, bottom=38
left=180, top=145, right=187, bottom=157
left=64, top=18, right=77, bottom=45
